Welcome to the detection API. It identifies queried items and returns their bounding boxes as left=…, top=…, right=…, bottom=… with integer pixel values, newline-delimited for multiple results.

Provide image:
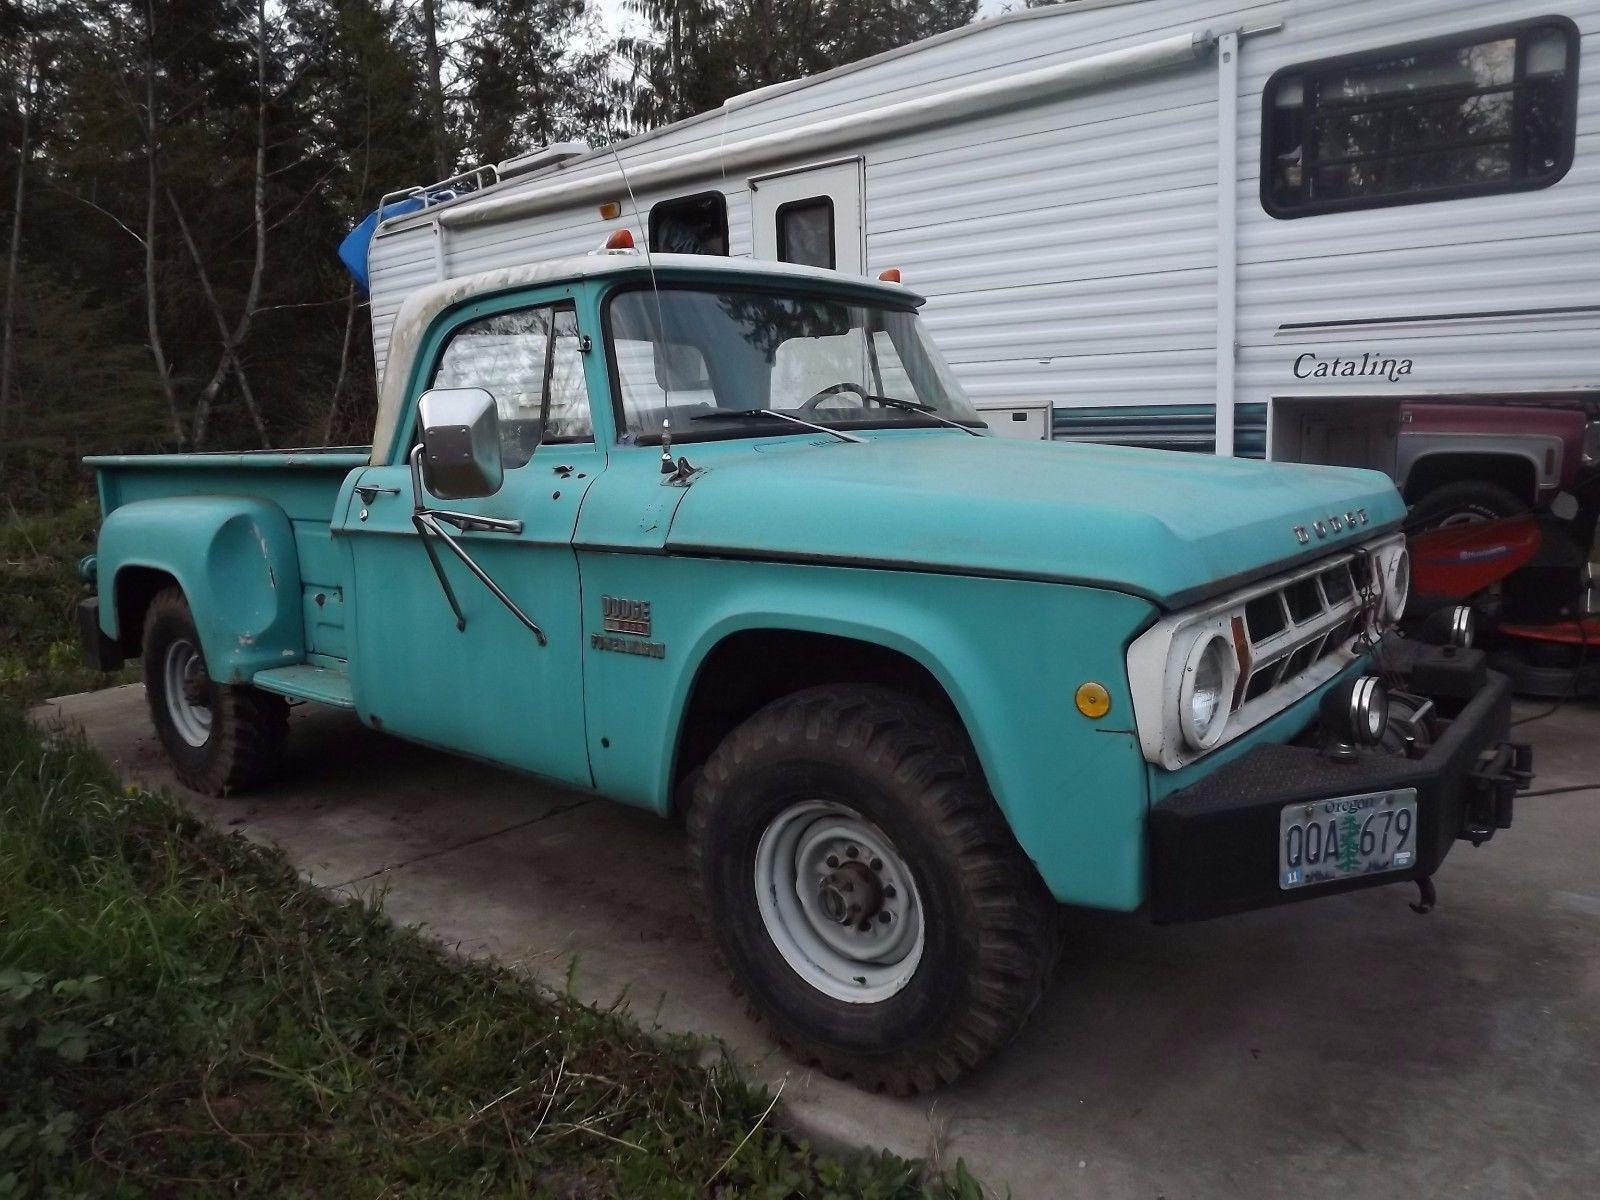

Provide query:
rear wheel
left=142, top=588, right=288, bottom=795
left=686, top=685, right=1058, bottom=1094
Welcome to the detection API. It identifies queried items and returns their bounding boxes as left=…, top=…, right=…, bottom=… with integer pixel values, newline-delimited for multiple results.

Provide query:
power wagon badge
left=592, top=596, right=666, bottom=659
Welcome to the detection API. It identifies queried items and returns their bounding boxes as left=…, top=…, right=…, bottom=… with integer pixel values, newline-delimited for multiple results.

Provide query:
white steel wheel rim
left=753, top=800, right=925, bottom=1004
left=163, top=639, right=213, bottom=748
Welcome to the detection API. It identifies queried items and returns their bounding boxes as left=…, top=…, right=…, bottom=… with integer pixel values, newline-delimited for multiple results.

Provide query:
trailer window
left=1263, top=18, right=1578, bottom=218
left=775, top=198, right=834, bottom=269
left=430, top=303, right=593, bottom=468
left=648, top=192, right=728, bottom=255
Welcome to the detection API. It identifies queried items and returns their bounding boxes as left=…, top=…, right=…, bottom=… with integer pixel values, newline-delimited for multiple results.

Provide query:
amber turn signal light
left=1075, top=682, right=1111, bottom=719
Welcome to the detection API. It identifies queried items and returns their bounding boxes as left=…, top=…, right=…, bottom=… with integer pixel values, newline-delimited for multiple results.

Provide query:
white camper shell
left=364, top=0, right=1599, bottom=466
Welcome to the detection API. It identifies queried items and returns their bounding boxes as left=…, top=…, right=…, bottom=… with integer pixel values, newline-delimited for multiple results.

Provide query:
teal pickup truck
left=79, top=252, right=1531, bottom=1092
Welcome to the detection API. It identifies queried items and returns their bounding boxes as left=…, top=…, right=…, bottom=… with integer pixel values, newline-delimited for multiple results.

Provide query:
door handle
left=355, top=483, right=400, bottom=503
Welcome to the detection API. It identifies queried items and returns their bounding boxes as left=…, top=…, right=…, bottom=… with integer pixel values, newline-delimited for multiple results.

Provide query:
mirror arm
left=411, top=510, right=468, bottom=632
left=409, top=445, right=547, bottom=645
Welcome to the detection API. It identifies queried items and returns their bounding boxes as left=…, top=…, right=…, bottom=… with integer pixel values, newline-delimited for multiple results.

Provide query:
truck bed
left=85, top=448, right=370, bottom=663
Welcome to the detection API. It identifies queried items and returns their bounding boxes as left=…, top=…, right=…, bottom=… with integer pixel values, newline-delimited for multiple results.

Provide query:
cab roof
left=370, top=254, right=925, bottom=463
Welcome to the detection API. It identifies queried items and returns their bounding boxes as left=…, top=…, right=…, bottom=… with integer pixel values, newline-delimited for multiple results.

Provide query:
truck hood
left=664, top=434, right=1406, bottom=609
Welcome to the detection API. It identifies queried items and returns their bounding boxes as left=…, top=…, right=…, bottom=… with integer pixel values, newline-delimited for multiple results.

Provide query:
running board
left=252, top=664, right=354, bottom=709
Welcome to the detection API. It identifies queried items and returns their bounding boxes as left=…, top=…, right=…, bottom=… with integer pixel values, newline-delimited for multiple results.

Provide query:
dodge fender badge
left=602, top=595, right=652, bottom=637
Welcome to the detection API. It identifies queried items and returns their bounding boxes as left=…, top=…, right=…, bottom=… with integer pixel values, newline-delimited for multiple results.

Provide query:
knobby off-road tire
left=142, top=587, right=288, bottom=796
left=686, top=685, right=1059, bottom=1094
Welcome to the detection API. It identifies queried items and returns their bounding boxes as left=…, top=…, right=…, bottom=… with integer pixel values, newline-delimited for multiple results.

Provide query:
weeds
left=0, top=500, right=130, bottom=707
left=0, top=710, right=983, bottom=1198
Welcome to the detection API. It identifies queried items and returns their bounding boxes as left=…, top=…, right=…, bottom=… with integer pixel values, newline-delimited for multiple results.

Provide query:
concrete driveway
left=35, top=684, right=1600, bottom=1199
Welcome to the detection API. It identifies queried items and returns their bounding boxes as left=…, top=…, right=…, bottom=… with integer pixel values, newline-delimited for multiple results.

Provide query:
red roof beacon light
left=595, top=227, right=637, bottom=254
left=878, top=268, right=902, bottom=284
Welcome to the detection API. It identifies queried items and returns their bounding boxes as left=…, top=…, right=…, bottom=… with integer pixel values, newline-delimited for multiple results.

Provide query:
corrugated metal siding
left=1054, top=402, right=1268, bottom=457
left=1234, top=0, right=1600, bottom=414
left=365, top=0, right=1258, bottom=386
left=366, top=0, right=1600, bottom=448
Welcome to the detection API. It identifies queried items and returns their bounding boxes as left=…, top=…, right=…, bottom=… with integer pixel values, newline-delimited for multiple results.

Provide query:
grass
left=0, top=501, right=987, bottom=1197
left=0, top=708, right=984, bottom=1198
left=0, top=498, right=131, bottom=707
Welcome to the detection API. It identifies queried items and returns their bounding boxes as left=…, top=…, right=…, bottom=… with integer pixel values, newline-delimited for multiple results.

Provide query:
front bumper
left=1149, top=645, right=1532, bottom=923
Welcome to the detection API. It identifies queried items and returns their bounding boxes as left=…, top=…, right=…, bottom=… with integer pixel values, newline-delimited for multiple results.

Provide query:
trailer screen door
left=751, top=160, right=863, bottom=275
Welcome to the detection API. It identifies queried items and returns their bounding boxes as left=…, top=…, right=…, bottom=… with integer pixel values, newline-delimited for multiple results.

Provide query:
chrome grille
left=1237, top=553, right=1373, bottom=706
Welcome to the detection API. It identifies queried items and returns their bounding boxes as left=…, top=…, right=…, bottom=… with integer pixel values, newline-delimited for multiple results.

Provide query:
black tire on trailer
left=141, top=587, right=289, bottom=796
left=1409, top=480, right=1528, bottom=531
left=686, top=684, right=1059, bottom=1095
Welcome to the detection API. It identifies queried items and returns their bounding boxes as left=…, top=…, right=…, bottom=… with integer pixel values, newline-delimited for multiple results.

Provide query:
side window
left=775, top=197, right=834, bottom=268
left=545, top=309, right=593, bottom=441
left=430, top=303, right=593, bottom=469
left=1263, top=18, right=1578, bottom=218
left=649, top=192, right=728, bottom=255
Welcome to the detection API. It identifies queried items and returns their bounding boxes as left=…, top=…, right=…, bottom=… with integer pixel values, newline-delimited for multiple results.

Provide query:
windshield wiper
left=868, top=395, right=986, bottom=437
left=692, top=409, right=865, bottom=444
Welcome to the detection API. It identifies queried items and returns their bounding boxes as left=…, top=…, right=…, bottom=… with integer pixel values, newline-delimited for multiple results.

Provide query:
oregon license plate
left=1278, top=789, right=1419, bottom=890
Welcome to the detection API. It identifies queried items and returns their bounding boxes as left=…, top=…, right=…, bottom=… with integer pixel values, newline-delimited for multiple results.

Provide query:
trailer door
left=751, top=159, right=864, bottom=275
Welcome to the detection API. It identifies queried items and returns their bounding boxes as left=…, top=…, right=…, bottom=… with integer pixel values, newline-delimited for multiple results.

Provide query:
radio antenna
left=608, top=146, right=674, bottom=459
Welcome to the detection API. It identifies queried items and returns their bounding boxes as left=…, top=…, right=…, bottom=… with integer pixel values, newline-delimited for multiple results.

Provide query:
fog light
left=1421, top=604, right=1476, bottom=649
left=1321, top=674, right=1389, bottom=747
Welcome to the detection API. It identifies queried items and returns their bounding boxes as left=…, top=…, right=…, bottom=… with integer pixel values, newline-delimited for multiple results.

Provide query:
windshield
left=607, top=285, right=983, bottom=439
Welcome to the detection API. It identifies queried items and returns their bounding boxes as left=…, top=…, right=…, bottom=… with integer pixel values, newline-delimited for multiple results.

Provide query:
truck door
left=751, top=159, right=864, bottom=275
left=335, top=289, right=604, bottom=788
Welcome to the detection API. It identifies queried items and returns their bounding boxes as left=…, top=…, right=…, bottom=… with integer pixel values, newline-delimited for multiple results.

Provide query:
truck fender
left=97, top=496, right=306, bottom=683
left=653, top=578, right=1153, bottom=912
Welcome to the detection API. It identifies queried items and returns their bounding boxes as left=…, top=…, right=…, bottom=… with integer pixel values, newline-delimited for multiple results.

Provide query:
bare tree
left=420, top=0, right=450, bottom=177
left=0, top=42, right=36, bottom=440
left=138, top=0, right=185, bottom=445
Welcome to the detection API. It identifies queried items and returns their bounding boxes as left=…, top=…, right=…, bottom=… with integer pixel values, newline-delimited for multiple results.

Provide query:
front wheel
left=142, top=587, right=289, bottom=795
left=686, top=686, right=1058, bottom=1094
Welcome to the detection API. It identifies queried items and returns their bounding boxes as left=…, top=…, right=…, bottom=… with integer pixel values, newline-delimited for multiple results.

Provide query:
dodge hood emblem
left=1295, top=508, right=1366, bottom=545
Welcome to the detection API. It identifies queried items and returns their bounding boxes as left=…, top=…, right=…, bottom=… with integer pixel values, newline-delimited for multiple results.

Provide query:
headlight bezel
left=1381, top=545, right=1411, bottom=621
left=1178, top=631, right=1237, bottom=750
left=1126, top=532, right=1408, bottom=770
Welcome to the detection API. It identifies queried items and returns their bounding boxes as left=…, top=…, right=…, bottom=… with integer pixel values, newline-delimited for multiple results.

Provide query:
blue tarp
left=337, top=196, right=428, bottom=292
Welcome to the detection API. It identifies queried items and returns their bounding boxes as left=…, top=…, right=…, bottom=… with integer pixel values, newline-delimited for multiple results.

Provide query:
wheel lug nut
left=878, top=911, right=891, bottom=924
left=845, top=846, right=858, bottom=859
left=883, top=885, right=896, bottom=899
left=826, top=855, right=839, bottom=868
left=858, top=920, right=871, bottom=932
left=870, top=857, right=883, bottom=871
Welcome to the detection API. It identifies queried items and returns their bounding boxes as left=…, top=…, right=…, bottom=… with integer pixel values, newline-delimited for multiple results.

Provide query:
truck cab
left=80, top=252, right=1532, bottom=1092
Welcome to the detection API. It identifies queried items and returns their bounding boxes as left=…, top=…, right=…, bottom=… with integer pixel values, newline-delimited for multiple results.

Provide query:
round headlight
left=1383, top=547, right=1411, bottom=621
left=1180, top=633, right=1236, bottom=750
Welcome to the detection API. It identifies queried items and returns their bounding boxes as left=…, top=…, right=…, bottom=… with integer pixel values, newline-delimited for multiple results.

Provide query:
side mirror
left=417, top=388, right=506, bottom=500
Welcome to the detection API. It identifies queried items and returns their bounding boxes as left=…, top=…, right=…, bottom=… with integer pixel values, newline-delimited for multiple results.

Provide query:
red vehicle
left=1397, top=395, right=1600, bottom=532
left=1400, top=396, right=1600, bottom=698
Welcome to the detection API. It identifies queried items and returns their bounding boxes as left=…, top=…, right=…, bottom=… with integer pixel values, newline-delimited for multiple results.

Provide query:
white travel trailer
left=357, top=0, right=1600, bottom=513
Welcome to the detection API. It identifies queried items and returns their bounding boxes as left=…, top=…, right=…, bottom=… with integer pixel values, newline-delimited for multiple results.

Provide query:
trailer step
left=252, top=664, right=354, bottom=709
